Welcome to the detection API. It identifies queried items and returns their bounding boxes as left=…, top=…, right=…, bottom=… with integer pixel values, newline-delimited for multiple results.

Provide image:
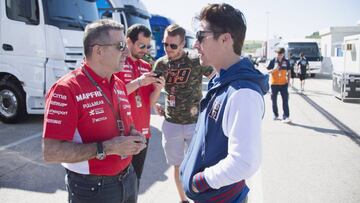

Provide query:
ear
left=222, top=33, right=232, bottom=43
left=93, top=45, right=102, bottom=56
left=126, top=38, right=132, bottom=45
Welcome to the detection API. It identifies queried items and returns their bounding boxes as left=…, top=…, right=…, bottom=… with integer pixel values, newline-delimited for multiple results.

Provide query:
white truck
left=332, top=34, right=360, bottom=101
left=0, top=0, right=99, bottom=123
left=97, top=0, right=151, bottom=32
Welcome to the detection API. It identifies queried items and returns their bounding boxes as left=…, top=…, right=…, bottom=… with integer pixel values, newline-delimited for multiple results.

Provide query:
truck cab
left=0, top=0, right=98, bottom=123
left=97, top=0, right=151, bottom=32
left=96, top=0, right=153, bottom=56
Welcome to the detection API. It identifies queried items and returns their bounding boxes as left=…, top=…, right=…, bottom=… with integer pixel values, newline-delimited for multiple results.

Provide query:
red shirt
left=43, top=63, right=133, bottom=176
left=115, top=57, right=154, bottom=138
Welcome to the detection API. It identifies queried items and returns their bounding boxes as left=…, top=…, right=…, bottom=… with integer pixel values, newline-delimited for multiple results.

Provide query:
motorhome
left=333, top=34, right=360, bottom=100
left=0, top=0, right=99, bottom=123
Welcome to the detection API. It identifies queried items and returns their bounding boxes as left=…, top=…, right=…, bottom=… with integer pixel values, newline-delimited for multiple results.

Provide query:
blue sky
left=143, top=0, right=360, bottom=40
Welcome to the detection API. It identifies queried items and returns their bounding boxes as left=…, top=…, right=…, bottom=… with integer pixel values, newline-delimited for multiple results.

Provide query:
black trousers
left=65, top=165, right=138, bottom=203
left=131, top=138, right=149, bottom=181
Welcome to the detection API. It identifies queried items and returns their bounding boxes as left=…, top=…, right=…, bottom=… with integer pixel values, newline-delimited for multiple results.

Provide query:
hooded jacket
left=180, top=58, right=269, bottom=202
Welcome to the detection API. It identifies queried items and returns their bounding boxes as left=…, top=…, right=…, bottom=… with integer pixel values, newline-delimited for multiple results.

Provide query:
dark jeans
left=65, top=165, right=138, bottom=203
left=132, top=138, right=149, bottom=181
left=271, top=84, right=289, bottom=119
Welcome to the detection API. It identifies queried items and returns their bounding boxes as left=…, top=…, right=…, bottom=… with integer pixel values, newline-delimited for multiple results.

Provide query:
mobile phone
left=154, top=71, right=162, bottom=78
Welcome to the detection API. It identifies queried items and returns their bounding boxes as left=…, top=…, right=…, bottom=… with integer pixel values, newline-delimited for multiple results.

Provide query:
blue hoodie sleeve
left=266, top=59, right=274, bottom=70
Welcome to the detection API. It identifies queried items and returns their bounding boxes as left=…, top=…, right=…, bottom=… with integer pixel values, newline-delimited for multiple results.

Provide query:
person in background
left=267, top=47, right=291, bottom=123
left=296, top=52, right=309, bottom=92
left=42, top=19, right=146, bottom=203
left=288, top=52, right=296, bottom=87
left=180, top=3, right=269, bottom=203
left=115, top=24, right=165, bottom=187
left=153, top=24, right=215, bottom=203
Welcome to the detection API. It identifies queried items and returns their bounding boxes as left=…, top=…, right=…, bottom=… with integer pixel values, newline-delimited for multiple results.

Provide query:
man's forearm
left=43, top=138, right=97, bottom=163
left=126, top=78, right=141, bottom=94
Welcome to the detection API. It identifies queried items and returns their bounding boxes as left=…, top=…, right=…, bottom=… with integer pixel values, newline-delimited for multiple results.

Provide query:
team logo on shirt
left=52, top=93, right=67, bottom=100
left=208, top=100, right=222, bottom=121
left=49, top=109, right=68, bottom=116
left=92, top=116, right=108, bottom=123
left=166, top=68, right=191, bottom=84
left=75, top=91, right=102, bottom=102
left=89, top=108, right=105, bottom=116
left=83, top=100, right=105, bottom=109
left=50, top=101, right=68, bottom=107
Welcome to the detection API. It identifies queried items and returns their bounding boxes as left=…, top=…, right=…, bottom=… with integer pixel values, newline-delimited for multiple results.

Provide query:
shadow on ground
left=0, top=138, right=66, bottom=193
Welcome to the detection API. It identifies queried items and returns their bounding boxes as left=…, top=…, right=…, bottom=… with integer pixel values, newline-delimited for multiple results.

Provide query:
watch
left=96, top=142, right=106, bottom=160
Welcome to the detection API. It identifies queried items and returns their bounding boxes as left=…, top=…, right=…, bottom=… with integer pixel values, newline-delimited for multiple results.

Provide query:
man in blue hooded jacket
left=180, top=3, right=269, bottom=203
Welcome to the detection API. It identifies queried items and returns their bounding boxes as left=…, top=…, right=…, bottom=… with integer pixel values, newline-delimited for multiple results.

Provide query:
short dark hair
left=198, top=3, right=246, bottom=55
left=300, top=52, right=304, bottom=57
left=127, top=24, right=151, bottom=43
left=275, top=47, right=285, bottom=54
left=165, top=24, right=186, bottom=41
left=83, top=19, right=124, bottom=58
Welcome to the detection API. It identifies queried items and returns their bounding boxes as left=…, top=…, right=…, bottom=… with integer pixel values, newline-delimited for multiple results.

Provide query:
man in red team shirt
left=115, top=24, right=165, bottom=185
left=42, top=19, right=146, bottom=203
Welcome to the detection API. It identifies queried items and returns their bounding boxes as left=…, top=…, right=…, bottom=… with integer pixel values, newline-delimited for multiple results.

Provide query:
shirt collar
left=82, top=62, right=115, bottom=86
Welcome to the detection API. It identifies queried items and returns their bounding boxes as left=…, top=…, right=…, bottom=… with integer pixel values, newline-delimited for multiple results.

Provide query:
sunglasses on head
left=196, top=31, right=222, bottom=43
left=162, top=42, right=179, bottom=50
left=90, top=41, right=127, bottom=51
left=138, top=43, right=152, bottom=50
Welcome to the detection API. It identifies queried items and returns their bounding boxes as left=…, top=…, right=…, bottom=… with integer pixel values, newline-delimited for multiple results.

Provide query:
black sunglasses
left=162, top=42, right=179, bottom=50
left=138, top=43, right=152, bottom=50
left=196, top=31, right=222, bottom=43
left=90, top=41, right=127, bottom=51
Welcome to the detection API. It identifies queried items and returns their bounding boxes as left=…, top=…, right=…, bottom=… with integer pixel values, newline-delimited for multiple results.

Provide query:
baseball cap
left=275, top=47, right=285, bottom=54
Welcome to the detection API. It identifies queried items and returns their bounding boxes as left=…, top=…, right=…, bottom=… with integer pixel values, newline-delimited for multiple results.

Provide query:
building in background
left=319, top=25, right=360, bottom=57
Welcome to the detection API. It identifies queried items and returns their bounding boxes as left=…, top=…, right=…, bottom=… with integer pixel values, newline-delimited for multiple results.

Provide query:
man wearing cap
left=267, top=47, right=291, bottom=123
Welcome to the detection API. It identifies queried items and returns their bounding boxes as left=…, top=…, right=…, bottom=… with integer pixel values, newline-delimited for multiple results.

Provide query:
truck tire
left=0, top=80, right=27, bottom=123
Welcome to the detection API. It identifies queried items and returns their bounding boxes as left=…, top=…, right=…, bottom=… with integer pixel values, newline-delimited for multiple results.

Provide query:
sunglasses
left=90, top=41, right=127, bottom=51
left=138, top=43, right=152, bottom=50
left=196, top=31, right=222, bottom=43
left=162, top=42, right=180, bottom=50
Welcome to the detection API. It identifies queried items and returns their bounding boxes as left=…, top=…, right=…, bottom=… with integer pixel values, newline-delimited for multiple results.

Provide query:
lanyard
left=82, top=67, right=125, bottom=136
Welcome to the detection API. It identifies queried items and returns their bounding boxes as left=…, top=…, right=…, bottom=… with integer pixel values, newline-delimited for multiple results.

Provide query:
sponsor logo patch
left=50, top=101, right=68, bottom=107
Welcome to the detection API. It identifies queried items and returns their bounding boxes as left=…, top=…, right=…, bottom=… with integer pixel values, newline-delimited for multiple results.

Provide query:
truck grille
left=64, top=47, right=84, bottom=70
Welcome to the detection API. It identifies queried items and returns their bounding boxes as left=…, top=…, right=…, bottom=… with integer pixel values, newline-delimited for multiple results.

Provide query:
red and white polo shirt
left=116, top=57, right=154, bottom=139
left=43, top=63, right=133, bottom=176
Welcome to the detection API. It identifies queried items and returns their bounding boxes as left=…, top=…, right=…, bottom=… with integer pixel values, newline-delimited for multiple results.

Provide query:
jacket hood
left=209, top=57, right=269, bottom=95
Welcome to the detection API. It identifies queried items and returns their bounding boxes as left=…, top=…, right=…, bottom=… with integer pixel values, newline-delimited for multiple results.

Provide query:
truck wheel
left=0, top=80, right=27, bottom=123
left=310, top=73, right=315, bottom=77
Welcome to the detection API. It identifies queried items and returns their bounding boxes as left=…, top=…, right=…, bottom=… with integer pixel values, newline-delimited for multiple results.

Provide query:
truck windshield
left=42, top=0, right=98, bottom=31
left=288, top=42, right=320, bottom=59
left=126, top=14, right=151, bottom=29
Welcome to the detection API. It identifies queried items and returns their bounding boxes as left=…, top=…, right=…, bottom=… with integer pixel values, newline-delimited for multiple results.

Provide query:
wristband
left=137, top=78, right=142, bottom=87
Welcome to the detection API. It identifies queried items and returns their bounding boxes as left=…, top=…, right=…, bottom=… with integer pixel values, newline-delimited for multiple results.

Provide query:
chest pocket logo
left=208, top=100, right=222, bottom=121
left=166, top=68, right=191, bottom=84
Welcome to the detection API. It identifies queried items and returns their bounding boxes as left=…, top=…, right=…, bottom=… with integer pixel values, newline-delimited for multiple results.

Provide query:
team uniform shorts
left=161, top=120, right=196, bottom=166
left=299, top=74, right=306, bottom=81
